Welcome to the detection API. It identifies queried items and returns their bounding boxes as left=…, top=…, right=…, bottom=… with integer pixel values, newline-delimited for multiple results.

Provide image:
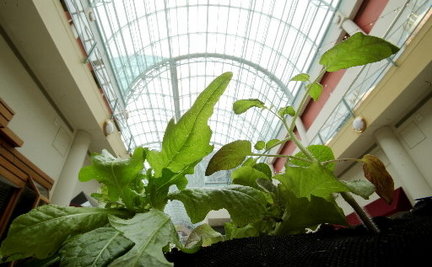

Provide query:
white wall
left=395, top=98, right=432, bottom=189
left=0, top=33, right=72, bottom=182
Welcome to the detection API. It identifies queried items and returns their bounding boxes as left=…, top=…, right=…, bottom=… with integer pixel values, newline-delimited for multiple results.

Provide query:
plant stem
left=340, top=192, right=380, bottom=233
left=266, top=107, right=315, bottom=161
left=289, top=131, right=315, bottom=161
left=252, top=137, right=290, bottom=162
left=288, top=68, right=327, bottom=133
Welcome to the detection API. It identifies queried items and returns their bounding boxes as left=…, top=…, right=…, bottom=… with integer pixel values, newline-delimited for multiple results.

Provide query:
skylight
left=65, top=0, right=340, bottom=184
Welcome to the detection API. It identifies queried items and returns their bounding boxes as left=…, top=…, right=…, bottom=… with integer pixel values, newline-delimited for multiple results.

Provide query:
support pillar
left=374, top=126, right=432, bottom=202
left=335, top=12, right=365, bottom=35
left=341, top=18, right=365, bottom=35
left=51, top=130, right=91, bottom=205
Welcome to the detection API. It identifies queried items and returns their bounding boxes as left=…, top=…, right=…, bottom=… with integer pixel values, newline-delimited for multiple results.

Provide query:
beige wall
left=337, top=98, right=432, bottom=215
left=0, top=33, right=72, bottom=182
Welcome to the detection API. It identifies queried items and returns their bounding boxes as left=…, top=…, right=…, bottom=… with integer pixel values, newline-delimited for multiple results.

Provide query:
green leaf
left=320, top=32, right=399, bottom=72
left=224, top=222, right=259, bottom=240
left=306, top=82, right=323, bottom=101
left=233, top=99, right=266, bottom=114
left=290, top=145, right=336, bottom=171
left=231, top=166, right=270, bottom=189
left=185, top=224, right=224, bottom=248
left=341, top=179, right=375, bottom=200
left=253, top=163, right=272, bottom=178
left=256, top=178, right=277, bottom=194
left=275, top=163, right=349, bottom=200
left=20, top=255, right=60, bottom=267
left=78, top=148, right=146, bottom=208
left=266, top=139, right=281, bottom=150
left=146, top=168, right=188, bottom=210
left=59, top=227, right=134, bottom=267
left=205, top=140, right=252, bottom=176
left=241, top=157, right=257, bottom=167
left=108, top=210, right=178, bottom=267
left=169, top=185, right=267, bottom=226
left=0, top=205, right=127, bottom=261
left=254, top=141, right=265, bottom=150
left=278, top=106, right=295, bottom=117
left=148, top=72, right=233, bottom=176
left=290, top=73, right=310, bottom=82
left=276, top=187, right=346, bottom=234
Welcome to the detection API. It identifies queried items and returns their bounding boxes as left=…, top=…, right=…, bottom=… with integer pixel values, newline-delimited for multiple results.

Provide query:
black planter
left=166, top=198, right=432, bottom=266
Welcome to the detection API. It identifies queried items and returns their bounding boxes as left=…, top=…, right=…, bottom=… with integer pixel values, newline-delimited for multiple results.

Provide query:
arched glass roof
left=90, top=0, right=339, bottom=150
left=65, top=0, right=341, bottom=184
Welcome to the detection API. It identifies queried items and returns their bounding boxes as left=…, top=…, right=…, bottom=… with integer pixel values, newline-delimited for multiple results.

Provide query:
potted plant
left=2, top=32, right=426, bottom=267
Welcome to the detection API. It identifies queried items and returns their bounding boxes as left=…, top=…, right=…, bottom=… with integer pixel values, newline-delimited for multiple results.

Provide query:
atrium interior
left=1, top=0, right=432, bottom=235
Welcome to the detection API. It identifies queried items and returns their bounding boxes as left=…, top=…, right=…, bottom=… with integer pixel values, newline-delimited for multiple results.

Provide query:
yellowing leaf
left=361, top=154, right=394, bottom=204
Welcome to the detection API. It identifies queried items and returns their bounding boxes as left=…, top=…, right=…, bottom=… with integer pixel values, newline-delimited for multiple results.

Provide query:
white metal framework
left=65, top=0, right=340, bottom=161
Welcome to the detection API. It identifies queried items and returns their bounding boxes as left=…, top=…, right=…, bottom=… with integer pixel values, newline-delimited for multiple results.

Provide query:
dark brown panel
left=0, top=128, right=24, bottom=147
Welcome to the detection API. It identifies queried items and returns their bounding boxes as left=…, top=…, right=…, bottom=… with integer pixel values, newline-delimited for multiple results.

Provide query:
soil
left=166, top=198, right=432, bottom=266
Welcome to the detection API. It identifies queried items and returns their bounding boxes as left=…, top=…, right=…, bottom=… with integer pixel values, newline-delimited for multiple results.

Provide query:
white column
left=341, top=18, right=365, bottom=35
left=334, top=11, right=365, bottom=35
left=51, top=130, right=91, bottom=205
left=374, top=126, right=432, bottom=202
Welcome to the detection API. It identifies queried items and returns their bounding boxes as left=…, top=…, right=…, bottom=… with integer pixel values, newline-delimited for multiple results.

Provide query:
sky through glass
left=65, top=0, right=340, bottom=185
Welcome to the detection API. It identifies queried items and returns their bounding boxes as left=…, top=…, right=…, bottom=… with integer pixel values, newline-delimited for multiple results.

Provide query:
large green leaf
left=59, top=227, right=133, bottom=267
left=185, top=224, right=224, bottom=248
left=232, top=99, right=266, bottom=114
left=290, top=145, right=336, bottom=172
left=224, top=222, right=259, bottom=240
left=275, top=163, right=349, bottom=200
left=169, top=185, right=267, bottom=226
left=146, top=168, right=188, bottom=210
left=0, top=205, right=127, bottom=261
left=148, top=72, right=233, bottom=176
left=231, top=165, right=270, bottom=189
left=78, top=148, right=146, bottom=208
left=320, top=32, right=399, bottom=72
left=276, top=187, right=346, bottom=234
left=108, top=210, right=178, bottom=267
left=205, top=140, right=252, bottom=176
left=252, top=163, right=272, bottom=179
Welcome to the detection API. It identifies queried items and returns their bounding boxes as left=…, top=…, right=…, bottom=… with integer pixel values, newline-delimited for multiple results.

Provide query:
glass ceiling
left=65, top=0, right=340, bottom=184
